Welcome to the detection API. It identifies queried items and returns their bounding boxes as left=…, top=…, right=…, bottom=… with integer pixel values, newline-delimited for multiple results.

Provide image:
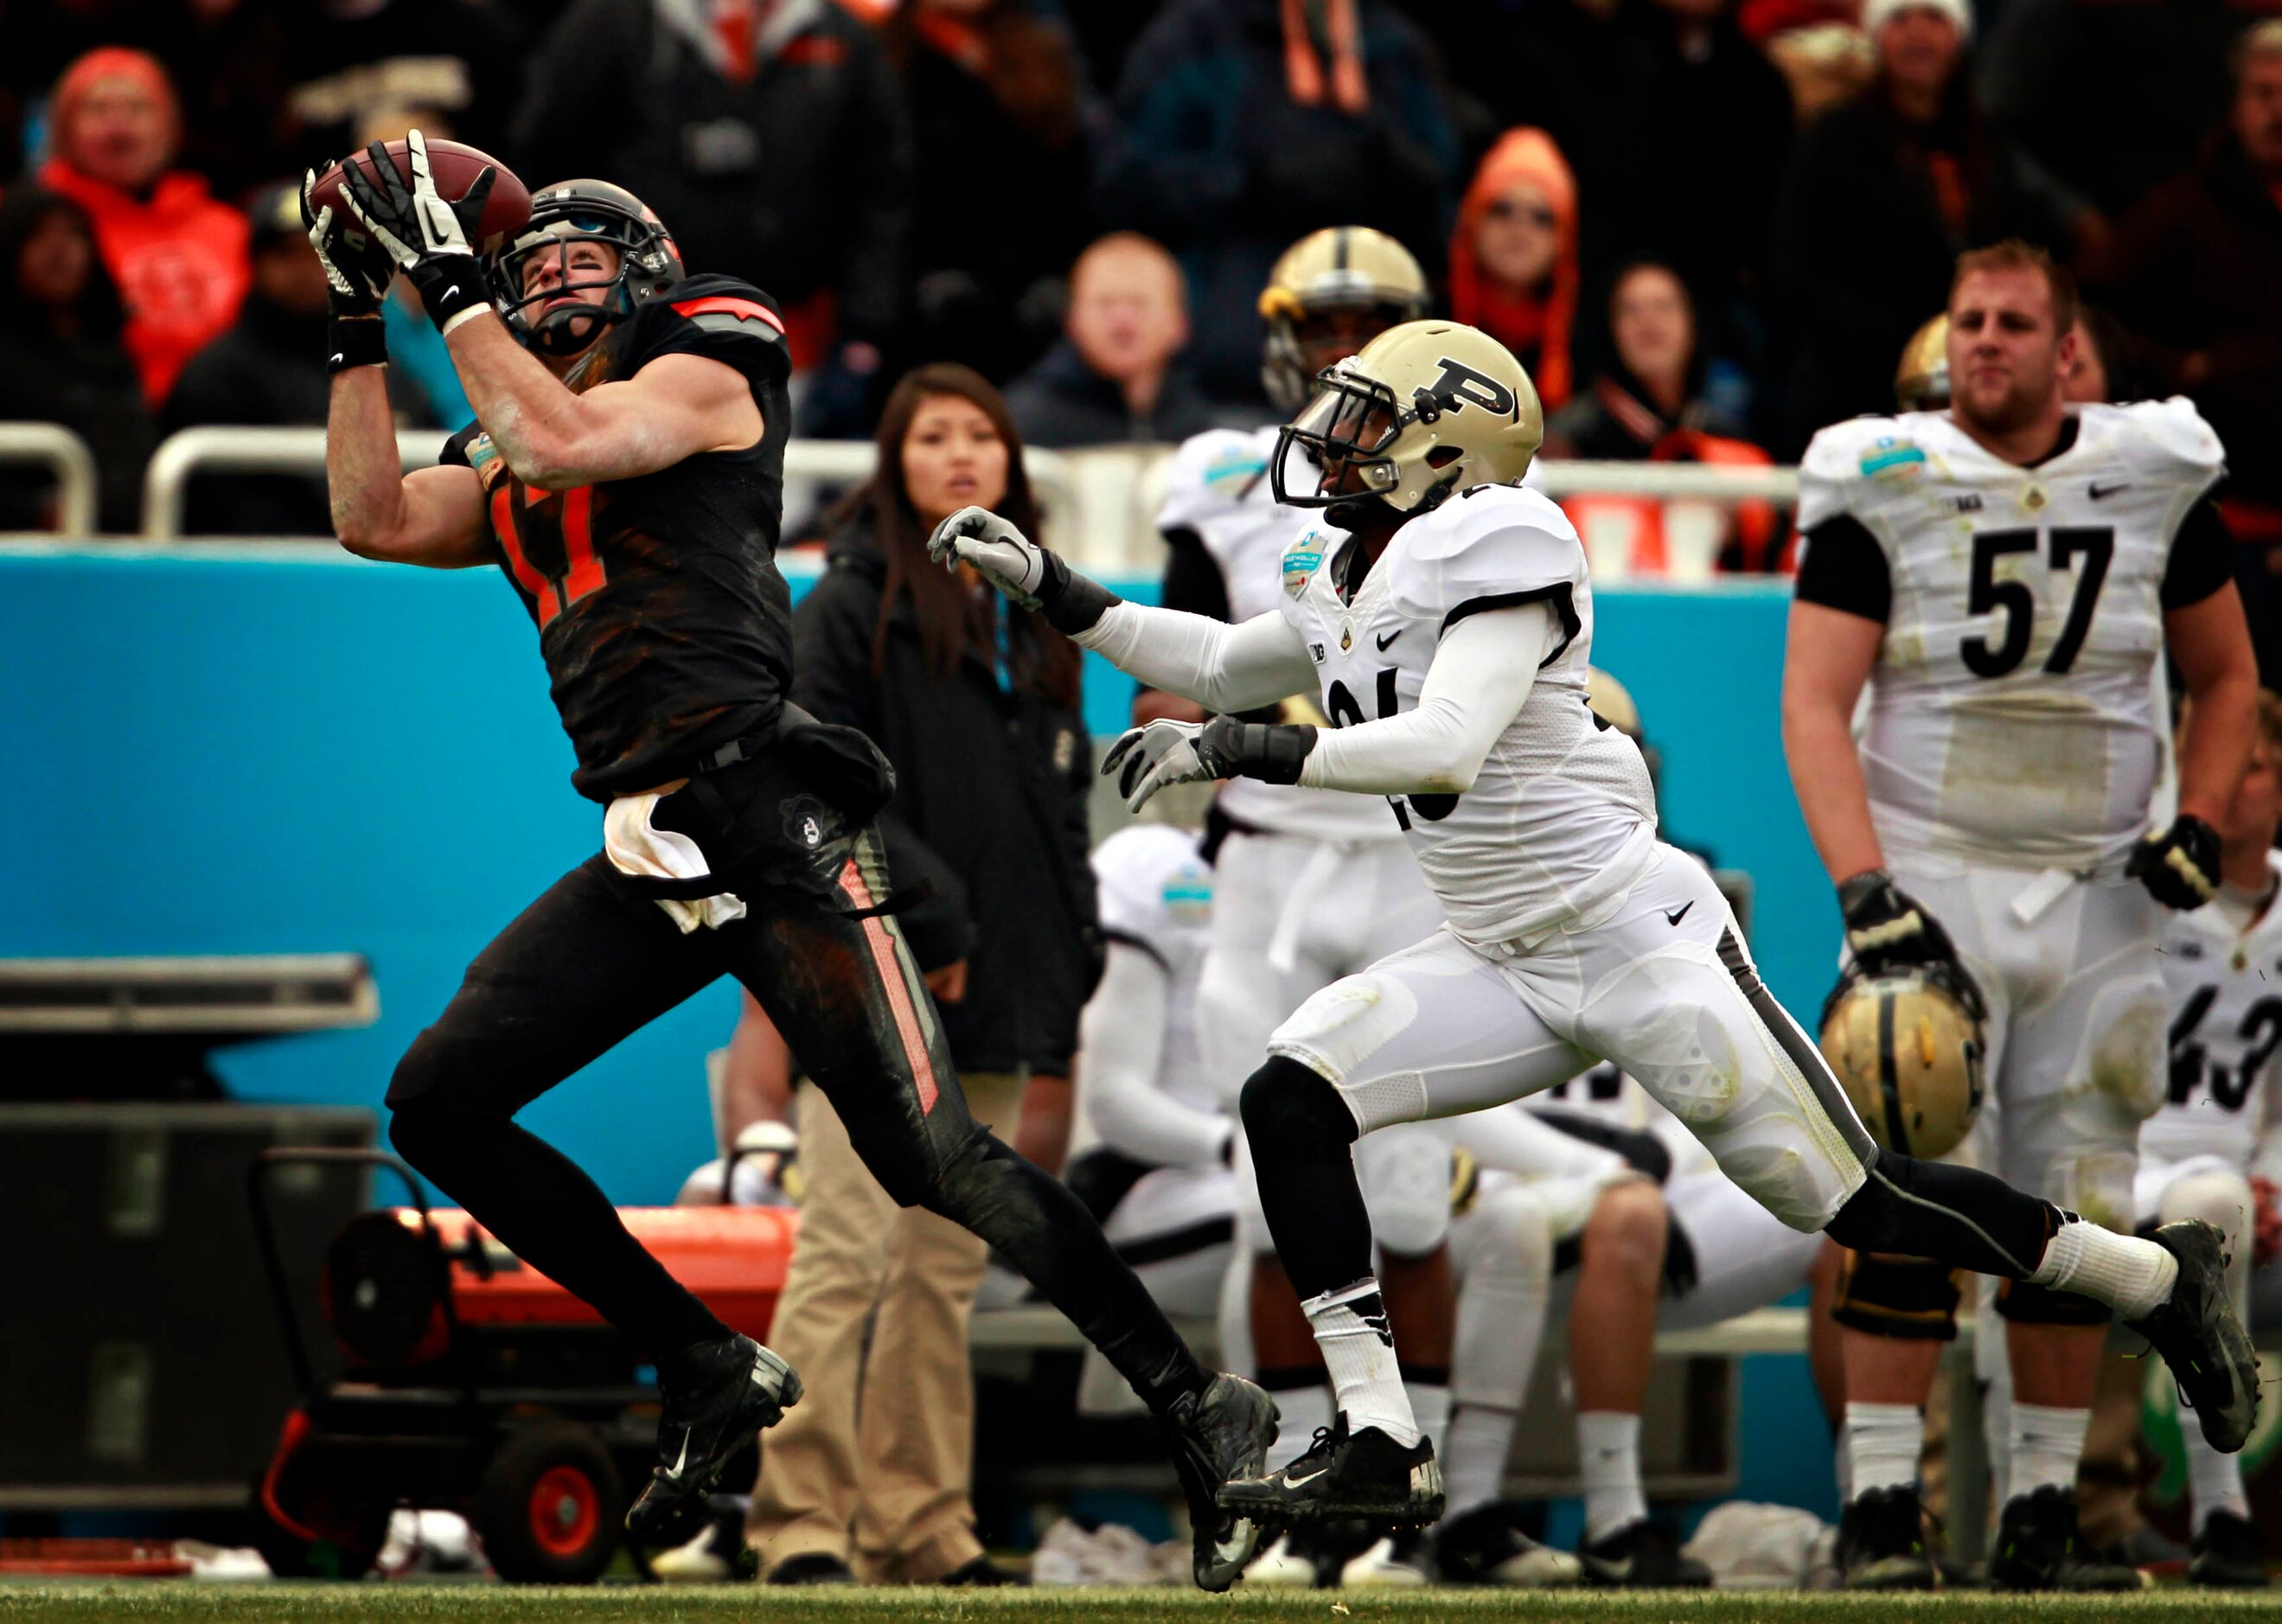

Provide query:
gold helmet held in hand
left=1895, top=314, right=1951, bottom=412
left=1274, top=320, right=1544, bottom=521
left=1819, top=962, right=1986, bottom=1160
left=1259, top=227, right=1431, bottom=412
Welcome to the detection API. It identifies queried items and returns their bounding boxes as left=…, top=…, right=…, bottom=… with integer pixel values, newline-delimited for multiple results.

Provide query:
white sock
left=2028, top=1220, right=2177, bottom=1320
left=2006, top=1403, right=2087, bottom=1498
left=1441, top=1403, right=1518, bottom=1519
left=1405, top=1378, right=1450, bottom=1451
left=1263, top=1382, right=1333, bottom=1474
left=2185, top=1427, right=2251, bottom=1528
left=1577, top=1410, right=1646, bottom=1542
left=1844, top=1402, right=1923, bottom=1498
left=1304, top=1278, right=1420, bottom=1447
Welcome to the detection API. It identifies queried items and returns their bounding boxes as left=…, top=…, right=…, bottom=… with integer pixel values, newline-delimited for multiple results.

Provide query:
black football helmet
left=489, top=179, right=683, bottom=356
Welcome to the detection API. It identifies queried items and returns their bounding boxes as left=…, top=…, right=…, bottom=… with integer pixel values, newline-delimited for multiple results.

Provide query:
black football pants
left=386, top=822, right=1205, bottom=1411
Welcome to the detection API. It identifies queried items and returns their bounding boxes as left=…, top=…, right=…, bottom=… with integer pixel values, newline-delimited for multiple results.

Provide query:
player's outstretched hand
left=927, top=505, right=1050, bottom=609
left=1102, top=717, right=1314, bottom=812
left=300, top=168, right=389, bottom=316
left=339, top=129, right=495, bottom=331
left=1836, top=869, right=1987, bottom=1019
left=2127, top=813, right=2221, bottom=910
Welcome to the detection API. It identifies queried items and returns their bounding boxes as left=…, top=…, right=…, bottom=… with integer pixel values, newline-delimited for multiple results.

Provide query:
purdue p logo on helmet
left=1819, top=964, right=1987, bottom=1160
left=1273, top=320, right=1545, bottom=521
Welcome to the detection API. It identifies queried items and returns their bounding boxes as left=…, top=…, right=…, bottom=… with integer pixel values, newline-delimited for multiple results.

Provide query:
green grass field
left=4, top=1585, right=2281, bottom=1624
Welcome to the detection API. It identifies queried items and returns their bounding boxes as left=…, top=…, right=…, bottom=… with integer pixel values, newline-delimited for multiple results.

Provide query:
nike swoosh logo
left=662, top=1430, right=690, bottom=1481
left=1282, top=1467, right=1329, bottom=1488
left=2088, top=481, right=2130, bottom=500
left=1664, top=900, right=1694, bottom=926
left=328, top=354, right=344, bottom=368
left=1376, top=630, right=1401, bottom=651
left=443, top=285, right=461, bottom=304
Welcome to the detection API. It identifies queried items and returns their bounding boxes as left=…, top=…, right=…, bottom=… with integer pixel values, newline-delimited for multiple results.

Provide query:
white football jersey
left=1090, top=822, right=1219, bottom=1122
left=1797, top=399, right=2226, bottom=872
left=2141, top=854, right=2282, bottom=1170
left=1159, top=426, right=1403, bottom=842
left=1275, top=483, right=1659, bottom=946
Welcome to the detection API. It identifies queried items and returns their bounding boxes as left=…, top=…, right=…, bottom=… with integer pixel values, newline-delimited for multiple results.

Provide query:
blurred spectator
left=1448, top=128, right=1579, bottom=410
left=36, top=48, right=251, bottom=408
left=1762, top=22, right=1874, bottom=123
left=1981, top=0, right=2248, bottom=222
left=1095, top=0, right=1459, bottom=407
left=0, top=187, right=152, bottom=534
left=282, top=0, right=527, bottom=174
left=891, top=0, right=1099, bottom=384
left=515, top=0, right=911, bottom=435
left=1005, top=233, right=1215, bottom=447
left=1549, top=260, right=1782, bottom=575
left=1768, top=0, right=2081, bottom=452
left=745, top=364, right=1097, bottom=1587
left=164, top=184, right=438, bottom=536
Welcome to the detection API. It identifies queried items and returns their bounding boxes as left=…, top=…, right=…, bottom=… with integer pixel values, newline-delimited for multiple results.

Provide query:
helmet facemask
left=1273, top=363, right=1463, bottom=526
left=489, top=191, right=681, bottom=357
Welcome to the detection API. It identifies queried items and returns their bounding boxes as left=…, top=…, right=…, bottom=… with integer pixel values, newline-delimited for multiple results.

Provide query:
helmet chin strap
left=530, top=301, right=614, bottom=357
left=1324, top=490, right=1397, bottom=530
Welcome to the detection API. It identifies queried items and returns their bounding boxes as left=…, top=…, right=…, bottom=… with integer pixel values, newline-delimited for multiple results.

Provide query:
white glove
left=300, top=169, right=389, bottom=311
left=927, top=504, right=1051, bottom=609
left=337, top=129, right=496, bottom=332
left=1100, top=719, right=1223, bottom=812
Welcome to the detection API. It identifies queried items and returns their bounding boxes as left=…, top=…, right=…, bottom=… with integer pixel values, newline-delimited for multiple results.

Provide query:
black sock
left=1825, top=1148, right=2061, bottom=1279
left=389, top=1108, right=729, bottom=1364
left=1239, top=1057, right=1371, bottom=1301
left=926, top=1129, right=1207, bottom=1414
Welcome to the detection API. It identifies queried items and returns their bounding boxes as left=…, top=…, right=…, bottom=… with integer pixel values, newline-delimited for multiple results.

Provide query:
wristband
left=327, top=316, right=388, bottom=374
left=411, top=262, right=491, bottom=334
left=1035, top=550, right=1122, bottom=635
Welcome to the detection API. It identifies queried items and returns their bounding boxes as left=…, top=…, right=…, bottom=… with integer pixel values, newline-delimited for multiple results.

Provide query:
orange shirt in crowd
left=1449, top=127, right=1580, bottom=410
left=36, top=157, right=249, bottom=407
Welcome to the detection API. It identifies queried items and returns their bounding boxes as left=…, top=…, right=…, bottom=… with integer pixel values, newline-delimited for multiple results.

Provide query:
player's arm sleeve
left=2159, top=493, right=2235, bottom=611
left=1079, top=943, right=1230, bottom=1168
left=1075, top=601, right=1320, bottom=713
left=1792, top=513, right=1893, bottom=622
left=1296, top=604, right=1555, bottom=796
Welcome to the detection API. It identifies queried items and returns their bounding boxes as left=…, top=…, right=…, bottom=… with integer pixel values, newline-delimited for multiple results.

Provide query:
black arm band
left=328, top=316, right=389, bottom=374
left=1209, top=718, right=1316, bottom=785
left=1037, top=550, right=1122, bottom=635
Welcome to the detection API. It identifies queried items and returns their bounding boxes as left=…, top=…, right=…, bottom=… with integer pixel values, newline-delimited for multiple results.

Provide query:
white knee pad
left=1359, top=1125, right=1454, bottom=1256
left=1452, top=1181, right=1556, bottom=1412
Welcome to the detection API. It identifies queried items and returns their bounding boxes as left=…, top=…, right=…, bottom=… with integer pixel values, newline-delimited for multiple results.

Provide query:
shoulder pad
left=1156, top=426, right=1278, bottom=533
left=1093, top=823, right=1212, bottom=943
left=2089, top=397, right=2227, bottom=488
left=1797, top=413, right=1922, bottom=530
left=1388, top=485, right=1581, bottom=630
left=616, top=274, right=789, bottom=389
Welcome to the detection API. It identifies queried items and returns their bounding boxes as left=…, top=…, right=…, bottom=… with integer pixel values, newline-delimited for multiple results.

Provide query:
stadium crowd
left=9, top=0, right=2282, bottom=1597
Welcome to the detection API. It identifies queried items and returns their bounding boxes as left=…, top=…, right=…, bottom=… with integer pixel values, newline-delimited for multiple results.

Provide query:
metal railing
left=0, top=422, right=99, bottom=538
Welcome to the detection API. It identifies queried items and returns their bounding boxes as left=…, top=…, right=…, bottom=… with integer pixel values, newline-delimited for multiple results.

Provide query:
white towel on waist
left=604, top=793, right=747, bottom=934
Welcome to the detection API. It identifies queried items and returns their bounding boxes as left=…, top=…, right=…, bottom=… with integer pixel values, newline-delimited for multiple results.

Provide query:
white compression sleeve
left=1078, top=943, right=1230, bottom=1169
left=1075, top=601, right=1320, bottom=715
left=1297, top=604, right=1556, bottom=796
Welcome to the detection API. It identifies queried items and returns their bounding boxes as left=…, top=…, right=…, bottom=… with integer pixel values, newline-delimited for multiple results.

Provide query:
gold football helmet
left=1260, top=227, right=1431, bottom=412
left=1819, top=962, right=1986, bottom=1160
left=1274, top=320, right=1544, bottom=521
left=1895, top=314, right=1950, bottom=412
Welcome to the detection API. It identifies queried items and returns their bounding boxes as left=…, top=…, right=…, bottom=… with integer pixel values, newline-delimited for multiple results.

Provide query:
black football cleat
left=626, top=1333, right=801, bottom=1544
left=1217, top=1413, right=1444, bottom=1528
left=1834, top=1487, right=1939, bottom=1590
left=2125, top=1220, right=2259, bottom=1454
left=1160, top=1372, right=1278, bottom=1591
left=1434, top=1500, right=1583, bottom=1587
left=1987, top=1487, right=2145, bottom=1591
left=1579, top=1519, right=1712, bottom=1587
left=2189, top=1511, right=2271, bottom=1589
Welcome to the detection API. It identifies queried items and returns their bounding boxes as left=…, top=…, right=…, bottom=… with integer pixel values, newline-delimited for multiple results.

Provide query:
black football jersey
left=443, top=274, right=795, bottom=801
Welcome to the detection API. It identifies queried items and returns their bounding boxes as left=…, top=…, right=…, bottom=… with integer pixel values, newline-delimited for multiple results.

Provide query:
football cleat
left=1579, top=1519, right=1712, bottom=1588
left=2125, top=1219, right=2260, bottom=1454
left=1987, top=1487, right=2146, bottom=1591
left=626, top=1333, right=800, bottom=1543
left=2189, top=1511, right=2271, bottom=1589
left=1218, top=1414, right=1444, bottom=1527
left=1833, top=1487, right=1939, bottom=1590
left=1339, top=1526, right=1434, bottom=1589
left=1434, top=1500, right=1582, bottom=1587
left=1160, top=1372, right=1279, bottom=1591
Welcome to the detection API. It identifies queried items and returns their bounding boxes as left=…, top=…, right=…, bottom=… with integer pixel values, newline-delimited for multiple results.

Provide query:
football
left=308, top=137, right=533, bottom=255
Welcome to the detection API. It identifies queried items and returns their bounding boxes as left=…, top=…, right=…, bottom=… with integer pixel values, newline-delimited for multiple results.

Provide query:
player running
left=1782, top=241, right=2263, bottom=1589
left=930, top=314, right=2259, bottom=1533
left=305, top=135, right=1273, bottom=1587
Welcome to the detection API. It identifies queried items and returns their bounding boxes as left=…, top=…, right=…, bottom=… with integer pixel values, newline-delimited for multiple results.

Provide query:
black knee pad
left=1831, top=1251, right=1962, bottom=1340
left=1996, top=1277, right=2112, bottom=1327
left=1239, top=1056, right=1357, bottom=1151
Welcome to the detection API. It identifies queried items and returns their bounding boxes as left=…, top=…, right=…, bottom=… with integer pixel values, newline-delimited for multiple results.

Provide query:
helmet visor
left=1272, top=368, right=1405, bottom=508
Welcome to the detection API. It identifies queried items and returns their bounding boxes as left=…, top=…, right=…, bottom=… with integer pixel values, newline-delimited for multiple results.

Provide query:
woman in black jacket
left=736, top=362, right=1102, bottom=1586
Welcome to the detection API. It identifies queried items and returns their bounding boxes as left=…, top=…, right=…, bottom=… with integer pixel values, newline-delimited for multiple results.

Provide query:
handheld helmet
left=1274, top=320, right=1544, bottom=527
left=1259, top=227, right=1431, bottom=413
left=1819, top=962, right=1987, bottom=1160
left=1895, top=314, right=1951, bottom=412
left=489, top=179, right=683, bottom=356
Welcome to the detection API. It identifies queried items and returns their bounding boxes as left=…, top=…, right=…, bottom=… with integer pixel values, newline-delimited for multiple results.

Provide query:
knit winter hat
left=1861, top=0, right=1972, bottom=42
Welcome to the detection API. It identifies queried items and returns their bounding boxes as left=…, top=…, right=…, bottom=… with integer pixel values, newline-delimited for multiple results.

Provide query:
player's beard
left=1953, top=366, right=2049, bottom=439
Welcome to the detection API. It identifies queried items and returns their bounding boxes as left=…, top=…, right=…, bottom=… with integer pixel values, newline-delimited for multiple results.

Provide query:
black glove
left=302, top=166, right=393, bottom=373
left=338, top=129, right=496, bottom=333
left=1837, top=869, right=1986, bottom=1019
left=2127, top=814, right=2221, bottom=910
left=1098, top=716, right=1316, bottom=812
